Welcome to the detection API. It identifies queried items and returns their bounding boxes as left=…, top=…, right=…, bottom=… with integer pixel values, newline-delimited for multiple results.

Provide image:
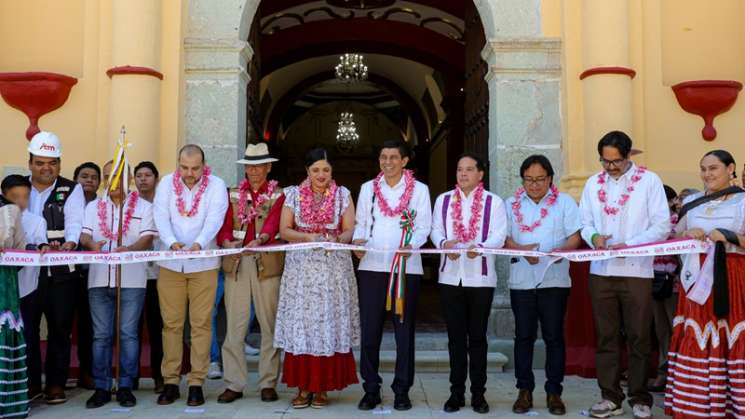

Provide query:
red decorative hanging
left=671, top=80, right=743, bottom=141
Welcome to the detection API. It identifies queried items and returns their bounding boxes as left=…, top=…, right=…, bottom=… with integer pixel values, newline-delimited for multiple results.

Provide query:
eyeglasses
left=599, top=157, right=627, bottom=168
left=522, top=176, right=548, bottom=185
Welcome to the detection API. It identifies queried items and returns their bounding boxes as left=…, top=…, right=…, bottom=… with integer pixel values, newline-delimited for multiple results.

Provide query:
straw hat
left=236, top=143, right=279, bottom=165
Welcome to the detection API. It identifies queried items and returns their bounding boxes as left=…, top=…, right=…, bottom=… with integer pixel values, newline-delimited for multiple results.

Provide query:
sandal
left=292, top=390, right=312, bottom=409
left=311, top=392, right=328, bottom=409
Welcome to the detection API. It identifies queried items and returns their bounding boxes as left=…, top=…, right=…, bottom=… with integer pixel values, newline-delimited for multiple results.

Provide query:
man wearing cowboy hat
left=216, top=143, right=285, bottom=403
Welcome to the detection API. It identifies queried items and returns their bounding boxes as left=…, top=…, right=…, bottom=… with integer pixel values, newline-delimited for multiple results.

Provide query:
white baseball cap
left=28, top=131, right=62, bottom=158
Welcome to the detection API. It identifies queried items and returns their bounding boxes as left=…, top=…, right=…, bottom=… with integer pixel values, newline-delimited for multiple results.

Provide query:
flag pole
left=113, top=125, right=127, bottom=390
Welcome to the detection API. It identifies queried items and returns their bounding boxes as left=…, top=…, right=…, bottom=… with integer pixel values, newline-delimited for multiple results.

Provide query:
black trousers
left=440, top=283, right=494, bottom=396
left=74, top=269, right=93, bottom=379
left=137, top=280, right=163, bottom=380
left=358, top=270, right=421, bottom=395
left=510, top=287, right=569, bottom=395
left=23, top=272, right=78, bottom=388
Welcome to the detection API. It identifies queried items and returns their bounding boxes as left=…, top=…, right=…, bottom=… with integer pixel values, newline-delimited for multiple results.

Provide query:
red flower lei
left=373, top=169, right=416, bottom=217
left=511, top=184, right=559, bottom=233
left=451, top=182, right=485, bottom=243
left=298, top=178, right=338, bottom=227
left=97, top=192, right=139, bottom=241
left=237, top=179, right=278, bottom=225
left=597, top=166, right=646, bottom=216
left=173, top=166, right=211, bottom=217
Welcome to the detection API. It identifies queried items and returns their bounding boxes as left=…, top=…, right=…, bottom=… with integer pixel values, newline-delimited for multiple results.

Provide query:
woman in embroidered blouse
left=273, top=148, right=360, bottom=409
left=0, top=193, right=29, bottom=418
left=666, top=150, right=745, bottom=418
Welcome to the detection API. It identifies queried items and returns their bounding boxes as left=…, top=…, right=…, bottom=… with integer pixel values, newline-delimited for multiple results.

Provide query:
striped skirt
left=666, top=254, right=745, bottom=418
left=0, top=266, right=27, bottom=419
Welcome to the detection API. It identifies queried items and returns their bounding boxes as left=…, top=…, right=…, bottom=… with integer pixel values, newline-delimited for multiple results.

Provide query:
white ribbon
left=0, top=238, right=710, bottom=267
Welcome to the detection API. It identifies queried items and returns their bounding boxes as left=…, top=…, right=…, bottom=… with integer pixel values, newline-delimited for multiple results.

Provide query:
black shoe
left=86, top=389, right=112, bottom=409
left=116, top=387, right=136, bottom=407
left=187, top=386, right=205, bottom=406
left=394, top=393, right=412, bottom=411
left=358, top=392, right=382, bottom=410
left=472, top=394, right=490, bottom=414
left=157, top=384, right=180, bottom=405
left=444, top=393, right=465, bottom=412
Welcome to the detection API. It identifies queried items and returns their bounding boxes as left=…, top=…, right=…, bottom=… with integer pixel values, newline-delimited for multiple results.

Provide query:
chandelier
left=335, top=53, right=368, bottom=82
left=336, top=112, right=360, bottom=150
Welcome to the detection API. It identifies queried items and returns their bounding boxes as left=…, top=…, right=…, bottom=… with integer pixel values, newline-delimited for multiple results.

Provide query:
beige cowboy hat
left=236, top=143, right=279, bottom=165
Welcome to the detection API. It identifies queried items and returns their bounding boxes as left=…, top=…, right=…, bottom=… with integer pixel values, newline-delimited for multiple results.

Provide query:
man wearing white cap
left=23, top=131, right=86, bottom=404
left=216, top=143, right=285, bottom=404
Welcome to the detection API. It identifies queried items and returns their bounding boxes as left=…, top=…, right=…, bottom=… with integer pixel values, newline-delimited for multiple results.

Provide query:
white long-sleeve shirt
left=28, top=178, right=85, bottom=243
left=153, top=172, right=228, bottom=273
left=353, top=176, right=432, bottom=275
left=431, top=188, right=507, bottom=287
left=579, top=163, right=671, bottom=278
left=18, top=211, right=47, bottom=298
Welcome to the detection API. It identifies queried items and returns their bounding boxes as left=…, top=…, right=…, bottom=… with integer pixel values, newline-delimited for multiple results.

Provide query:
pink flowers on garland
left=237, top=179, right=278, bottom=225
left=451, top=182, right=485, bottom=242
left=511, top=184, right=559, bottom=233
left=298, top=178, right=338, bottom=227
left=373, top=169, right=416, bottom=217
left=173, top=166, right=211, bottom=217
left=597, top=166, right=646, bottom=216
left=98, top=192, right=139, bottom=241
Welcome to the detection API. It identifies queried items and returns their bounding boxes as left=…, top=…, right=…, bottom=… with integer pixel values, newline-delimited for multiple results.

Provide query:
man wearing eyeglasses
left=579, top=131, right=670, bottom=419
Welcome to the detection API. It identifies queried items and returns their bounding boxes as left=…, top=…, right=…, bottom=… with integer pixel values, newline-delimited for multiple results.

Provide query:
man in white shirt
left=431, top=153, right=506, bottom=414
left=579, top=131, right=670, bottom=419
left=24, top=131, right=86, bottom=404
left=504, top=155, right=582, bottom=416
left=352, top=139, right=432, bottom=412
left=79, top=165, right=155, bottom=409
left=152, top=145, right=228, bottom=407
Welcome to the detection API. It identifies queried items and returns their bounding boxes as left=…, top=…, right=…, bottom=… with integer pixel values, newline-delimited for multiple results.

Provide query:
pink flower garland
left=97, top=191, right=139, bottom=241
left=373, top=169, right=416, bottom=217
left=173, top=166, right=211, bottom=217
left=237, top=179, right=278, bottom=225
left=451, top=182, right=485, bottom=243
left=597, top=166, right=646, bottom=216
left=511, top=184, right=559, bottom=233
left=298, top=178, right=338, bottom=227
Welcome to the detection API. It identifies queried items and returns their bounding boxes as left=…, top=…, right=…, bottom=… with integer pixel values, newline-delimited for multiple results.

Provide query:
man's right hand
left=92, top=240, right=107, bottom=252
left=513, top=242, right=539, bottom=265
left=170, top=242, right=185, bottom=251
left=352, top=239, right=367, bottom=259
left=442, top=240, right=460, bottom=260
left=592, top=234, right=612, bottom=250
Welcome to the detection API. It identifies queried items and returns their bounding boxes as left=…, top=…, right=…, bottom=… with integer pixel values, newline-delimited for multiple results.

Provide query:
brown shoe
left=44, top=385, right=67, bottom=405
left=311, top=392, right=328, bottom=409
left=217, top=389, right=243, bottom=404
left=512, top=389, right=533, bottom=414
left=547, top=393, right=566, bottom=415
left=261, top=388, right=279, bottom=402
left=292, top=390, right=312, bottom=409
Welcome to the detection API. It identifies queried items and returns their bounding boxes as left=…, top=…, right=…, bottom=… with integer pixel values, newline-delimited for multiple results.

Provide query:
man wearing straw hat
left=216, top=143, right=285, bottom=404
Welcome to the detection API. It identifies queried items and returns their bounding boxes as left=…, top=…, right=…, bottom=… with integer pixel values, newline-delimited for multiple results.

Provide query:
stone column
left=482, top=37, right=562, bottom=339
left=562, top=0, right=634, bottom=195
left=107, top=0, right=162, bottom=166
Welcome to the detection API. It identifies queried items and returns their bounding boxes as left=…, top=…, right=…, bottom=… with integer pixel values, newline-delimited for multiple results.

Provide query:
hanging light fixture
left=336, top=112, right=360, bottom=150
left=335, top=53, right=368, bottom=82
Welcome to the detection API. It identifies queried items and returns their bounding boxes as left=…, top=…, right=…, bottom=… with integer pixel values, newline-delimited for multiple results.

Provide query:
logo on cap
left=40, top=143, right=56, bottom=151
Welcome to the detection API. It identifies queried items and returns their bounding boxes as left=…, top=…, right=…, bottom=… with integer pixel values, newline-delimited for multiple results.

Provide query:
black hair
left=703, top=150, right=737, bottom=178
left=663, top=184, right=678, bottom=201
left=1, top=174, right=31, bottom=195
left=134, top=161, right=159, bottom=179
left=519, top=154, right=555, bottom=179
left=597, top=130, right=633, bottom=158
left=73, top=162, right=101, bottom=181
left=457, top=152, right=487, bottom=172
left=305, top=148, right=331, bottom=168
left=379, top=139, right=412, bottom=159
left=179, top=144, right=205, bottom=163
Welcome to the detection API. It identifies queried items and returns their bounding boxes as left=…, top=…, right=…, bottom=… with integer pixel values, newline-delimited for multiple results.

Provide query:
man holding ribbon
left=153, top=145, right=228, bottom=407
left=352, top=139, right=432, bottom=412
left=580, top=131, right=670, bottom=419
left=431, top=153, right=506, bottom=414
left=216, top=143, right=285, bottom=404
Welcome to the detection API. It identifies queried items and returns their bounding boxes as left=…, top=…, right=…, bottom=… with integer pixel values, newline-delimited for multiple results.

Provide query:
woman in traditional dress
left=274, top=148, right=360, bottom=409
left=666, top=149, right=745, bottom=418
left=0, top=190, right=29, bottom=418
